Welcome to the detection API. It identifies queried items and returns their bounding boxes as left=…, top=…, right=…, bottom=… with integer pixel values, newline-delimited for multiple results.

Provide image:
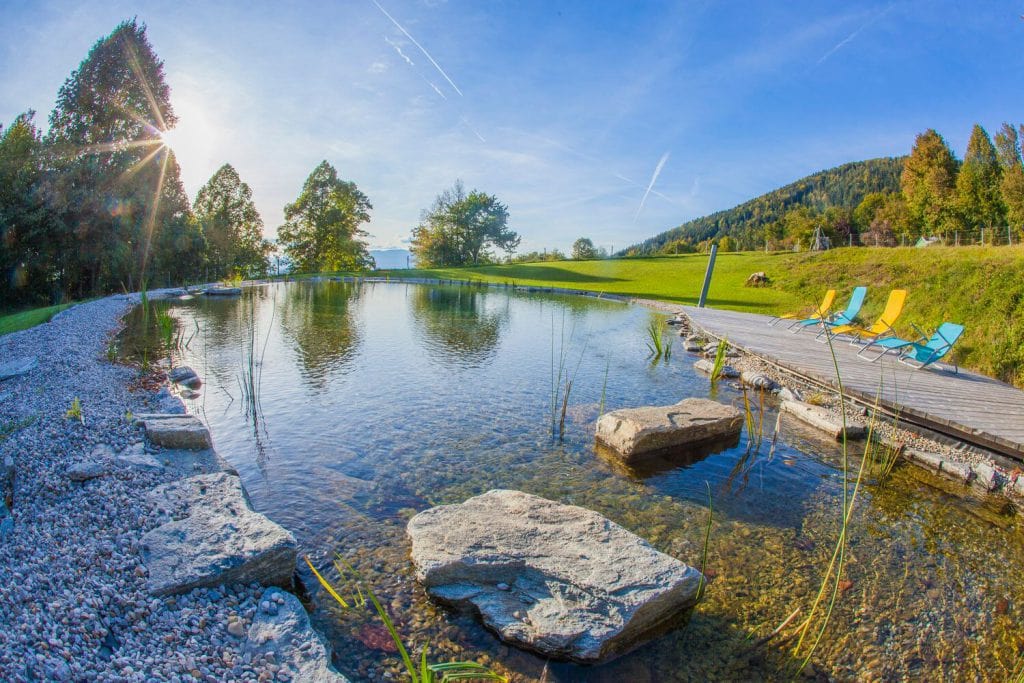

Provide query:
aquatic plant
left=645, top=316, right=672, bottom=362
left=598, top=359, right=610, bottom=417
left=549, top=313, right=587, bottom=439
left=696, top=482, right=713, bottom=602
left=105, top=339, right=117, bottom=362
left=786, top=332, right=874, bottom=675
left=65, top=397, right=84, bottom=424
left=305, top=555, right=507, bottom=683
left=709, top=338, right=728, bottom=385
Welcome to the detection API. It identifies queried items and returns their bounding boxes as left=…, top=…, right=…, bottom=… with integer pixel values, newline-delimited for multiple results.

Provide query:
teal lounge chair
left=857, top=322, right=964, bottom=371
left=790, top=286, right=867, bottom=333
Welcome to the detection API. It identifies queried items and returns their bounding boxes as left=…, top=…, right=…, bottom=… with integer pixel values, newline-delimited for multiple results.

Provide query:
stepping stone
left=0, top=357, right=37, bottom=381
left=245, top=588, right=350, bottom=682
left=141, top=473, right=296, bottom=596
left=135, top=413, right=212, bottom=450
left=204, top=287, right=242, bottom=296
left=408, top=489, right=704, bottom=664
left=596, top=398, right=743, bottom=462
left=780, top=400, right=866, bottom=440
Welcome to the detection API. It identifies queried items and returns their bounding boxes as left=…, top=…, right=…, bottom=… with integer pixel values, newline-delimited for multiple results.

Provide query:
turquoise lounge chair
left=790, top=286, right=866, bottom=333
left=857, top=322, right=964, bottom=371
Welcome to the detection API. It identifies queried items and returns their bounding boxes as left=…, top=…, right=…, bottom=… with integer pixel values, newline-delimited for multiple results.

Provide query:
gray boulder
left=740, top=371, right=777, bottom=392
left=141, top=473, right=296, bottom=596
left=67, top=461, right=107, bottom=482
left=135, top=413, right=212, bottom=450
left=204, top=286, right=242, bottom=296
left=596, top=398, right=743, bottom=462
left=245, top=588, right=349, bottom=682
left=780, top=400, right=866, bottom=440
left=0, top=356, right=37, bottom=381
left=408, top=489, right=704, bottom=664
left=682, top=335, right=704, bottom=352
left=115, top=443, right=165, bottom=473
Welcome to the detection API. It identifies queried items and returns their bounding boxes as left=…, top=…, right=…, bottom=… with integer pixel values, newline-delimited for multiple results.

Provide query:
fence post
left=697, top=244, right=718, bottom=308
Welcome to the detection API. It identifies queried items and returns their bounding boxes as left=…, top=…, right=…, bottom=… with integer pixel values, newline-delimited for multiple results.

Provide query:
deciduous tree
left=410, top=181, right=519, bottom=267
left=571, top=237, right=598, bottom=260
left=277, top=161, right=373, bottom=273
left=901, top=129, right=958, bottom=238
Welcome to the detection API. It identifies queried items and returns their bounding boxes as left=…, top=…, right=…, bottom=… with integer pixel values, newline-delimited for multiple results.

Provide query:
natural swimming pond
left=126, top=281, right=1024, bottom=681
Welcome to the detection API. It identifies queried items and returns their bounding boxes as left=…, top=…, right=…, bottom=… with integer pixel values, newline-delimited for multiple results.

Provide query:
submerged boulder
left=141, top=473, right=296, bottom=596
left=407, top=489, right=704, bottom=664
left=596, top=397, right=743, bottom=462
left=780, top=400, right=866, bottom=440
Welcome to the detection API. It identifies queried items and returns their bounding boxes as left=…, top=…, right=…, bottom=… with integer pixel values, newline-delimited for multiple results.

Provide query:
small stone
left=496, top=582, right=510, bottom=591
left=67, top=461, right=107, bottom=482
left=227, top=620, right=246, bottom=638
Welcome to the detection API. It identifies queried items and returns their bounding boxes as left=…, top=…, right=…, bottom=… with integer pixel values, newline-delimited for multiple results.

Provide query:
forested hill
left=628, top=157, right=905, bottom=253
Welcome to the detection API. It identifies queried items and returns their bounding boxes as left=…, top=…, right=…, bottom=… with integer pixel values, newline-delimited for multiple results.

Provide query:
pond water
left=126, top=281, right=1024, bottom=681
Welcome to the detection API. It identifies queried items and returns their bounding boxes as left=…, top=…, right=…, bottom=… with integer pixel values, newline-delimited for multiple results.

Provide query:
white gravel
left=0, top=295, right=291, bottom=682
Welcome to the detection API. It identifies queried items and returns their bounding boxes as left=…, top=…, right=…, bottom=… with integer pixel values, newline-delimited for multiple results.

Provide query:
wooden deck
left=682, top=306, right=1024, bottom=460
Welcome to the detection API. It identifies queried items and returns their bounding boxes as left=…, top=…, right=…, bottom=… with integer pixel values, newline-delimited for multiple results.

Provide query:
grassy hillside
left=627, top=157, right=904, bottom=253
left=377, top=246, right=1024, bottom=387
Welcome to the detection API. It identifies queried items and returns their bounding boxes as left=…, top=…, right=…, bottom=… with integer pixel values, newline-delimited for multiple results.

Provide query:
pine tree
left=194, top=164, right=271, bottom=278
left=277, top=161, right=373, bottom=273
left=901, top=129, right=958, bottom=238
left=45, top=19, right=192, bottom=295
left=955, top=124, right=1005, bottom=236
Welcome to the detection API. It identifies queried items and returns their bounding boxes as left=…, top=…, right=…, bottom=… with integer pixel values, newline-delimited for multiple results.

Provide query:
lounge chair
left=789, top=286, right=867, bottom=333
left=815, top=289, right=907, bottom=344
left=857, top=322, right=965, bottom=371
left=769, top=289, right=835, bottom=327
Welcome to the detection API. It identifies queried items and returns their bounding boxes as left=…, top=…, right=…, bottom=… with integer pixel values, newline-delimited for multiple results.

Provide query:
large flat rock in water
left=407, top=489, right=704, bottom=664
left=141, top=473, right=296, bottom=596
left=595, top=397, right=743, bottom=462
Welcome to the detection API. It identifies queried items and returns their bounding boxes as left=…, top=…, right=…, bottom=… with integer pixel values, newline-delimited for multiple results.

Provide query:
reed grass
left=645, top=316, right=672, bottom=362
left=305, top=555, right=507, bottom=683
left=709, top=338, right=728, bottom=385
left=549, top=313, right=587, bottom=438
left=696, top=482, right=713, bottom=602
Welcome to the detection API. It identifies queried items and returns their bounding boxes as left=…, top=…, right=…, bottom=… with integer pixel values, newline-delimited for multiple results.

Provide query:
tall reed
left=645, top=316, right=672, bottom=362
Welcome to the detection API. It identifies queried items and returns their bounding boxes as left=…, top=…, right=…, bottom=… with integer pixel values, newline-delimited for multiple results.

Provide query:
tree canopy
left=410, top=181, right=519, bottom=267
left=571, top=237, right=598, bottom=260
left=194, top=164, right=271, bottom=278
left=277, top=161, right=374, bottom=273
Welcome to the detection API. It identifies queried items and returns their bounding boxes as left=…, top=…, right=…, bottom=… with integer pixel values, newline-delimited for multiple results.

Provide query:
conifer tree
left=994, top=123, right=1024, bottom=237
left=955, top=124, right=1005, bottom=237
left=194, top=164, right=271, bottom=278
left=45, top=19, right=196, bottom=295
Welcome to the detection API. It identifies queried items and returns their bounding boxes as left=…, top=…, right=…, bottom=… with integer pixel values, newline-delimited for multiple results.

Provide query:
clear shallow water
left=129, top=281, right=1024, bottom=681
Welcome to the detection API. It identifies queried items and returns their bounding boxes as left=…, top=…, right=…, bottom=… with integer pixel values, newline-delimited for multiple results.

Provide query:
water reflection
left=409, top=285, right=507, bottom=366
left=278, top=281, right=362, bottom=386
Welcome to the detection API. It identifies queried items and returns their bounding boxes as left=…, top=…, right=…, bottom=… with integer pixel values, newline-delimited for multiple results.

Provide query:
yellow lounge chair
left=817, top=289, right=907, bottom=345
left=768, top=289, right=836, bottom=327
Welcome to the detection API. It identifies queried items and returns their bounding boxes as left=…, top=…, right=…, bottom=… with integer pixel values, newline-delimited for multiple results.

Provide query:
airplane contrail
left=384, top=36, right=414, bottom=66
left=818, top=4, right=894, bottom=65
left=371, top=0, right=463, bottom=96
left=634, top=152, right=670, bottom=222
left=462, top=117, right=486, bottom=142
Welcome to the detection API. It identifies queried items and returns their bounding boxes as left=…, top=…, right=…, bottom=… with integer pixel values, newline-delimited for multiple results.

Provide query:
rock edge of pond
left=0, top=289, right=349, bottom=681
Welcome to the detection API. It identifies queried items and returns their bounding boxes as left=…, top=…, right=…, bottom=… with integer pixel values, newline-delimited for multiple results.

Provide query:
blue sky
left=2, top=1, right=1022, bottom=253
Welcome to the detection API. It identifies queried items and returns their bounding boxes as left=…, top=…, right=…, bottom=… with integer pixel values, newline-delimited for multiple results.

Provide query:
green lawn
left=377, top=252, right=805, bottom=314
left=0, top=302, right=76, bottom=336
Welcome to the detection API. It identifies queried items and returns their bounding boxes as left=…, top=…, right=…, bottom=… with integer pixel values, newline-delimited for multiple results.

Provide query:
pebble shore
left=0, top=295, right=292, bottom=682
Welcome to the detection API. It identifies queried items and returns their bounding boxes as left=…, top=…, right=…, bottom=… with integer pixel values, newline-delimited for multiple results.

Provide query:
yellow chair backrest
left=815, top=289, right=837, bottom=318
left=867, top=289, right=907, bottom=333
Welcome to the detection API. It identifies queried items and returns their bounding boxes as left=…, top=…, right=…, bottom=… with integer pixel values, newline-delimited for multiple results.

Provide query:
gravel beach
left=0, top=295, right=292, bottom=682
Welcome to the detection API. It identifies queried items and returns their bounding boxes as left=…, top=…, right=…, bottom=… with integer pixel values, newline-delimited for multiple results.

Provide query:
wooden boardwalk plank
left=683, top=306, right=1024, bottom=460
